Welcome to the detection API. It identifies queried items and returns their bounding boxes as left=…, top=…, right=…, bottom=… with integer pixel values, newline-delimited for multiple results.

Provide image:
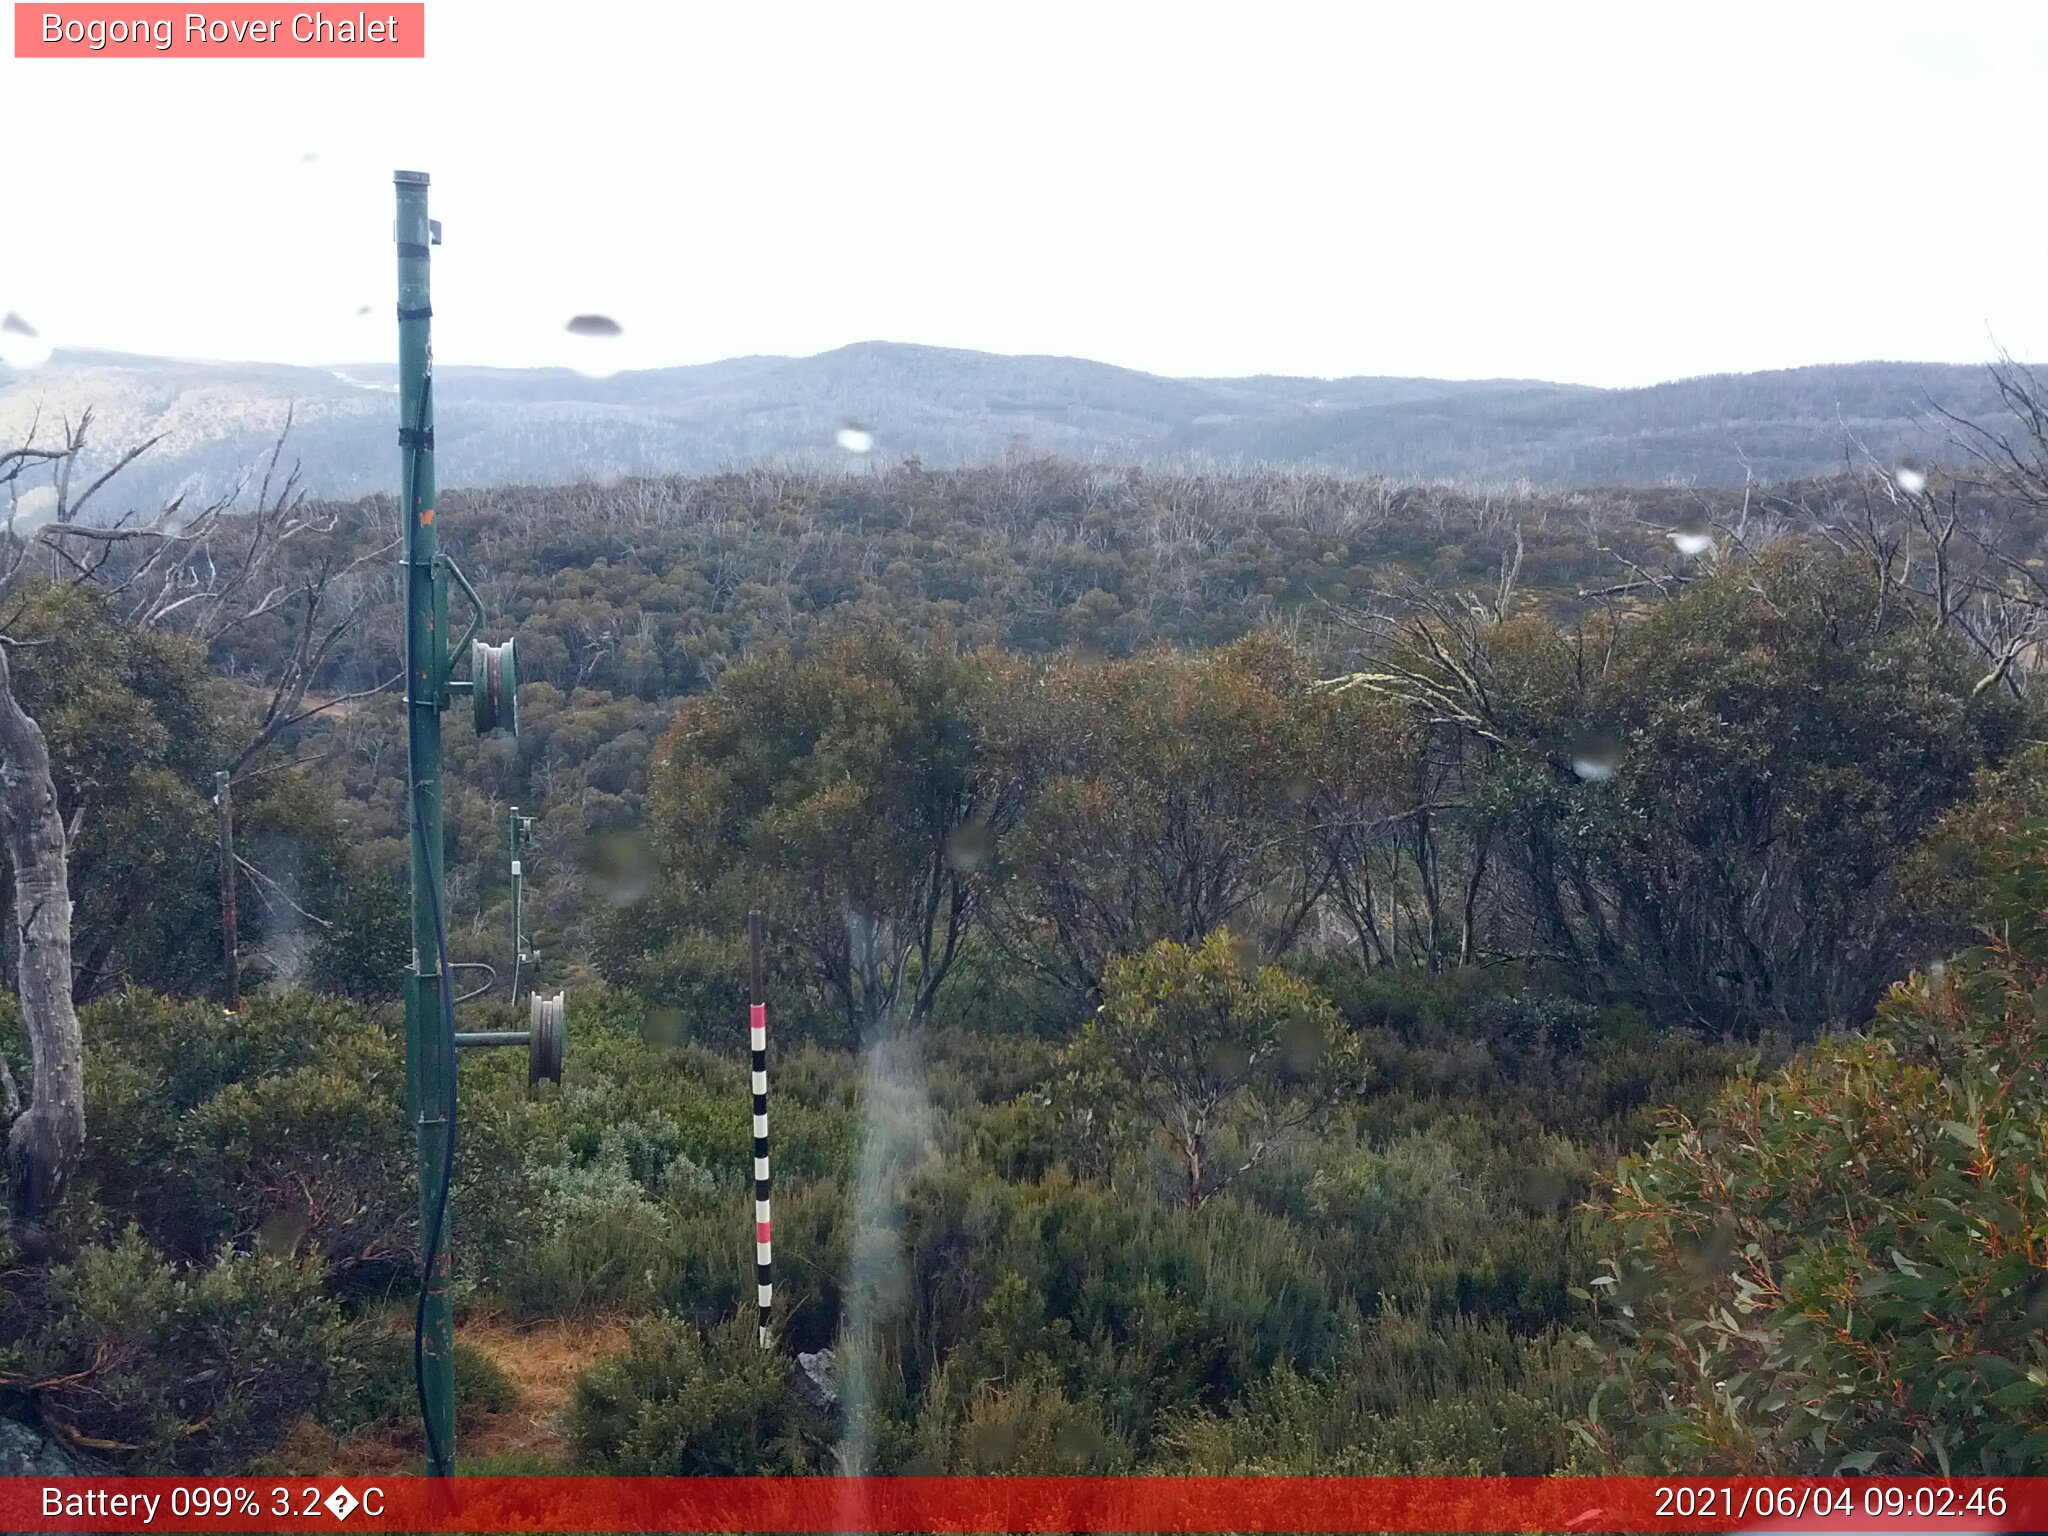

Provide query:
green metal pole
left=509, top=806, right=524, bottom=998
left=395, top=167, right=455, bottom=1478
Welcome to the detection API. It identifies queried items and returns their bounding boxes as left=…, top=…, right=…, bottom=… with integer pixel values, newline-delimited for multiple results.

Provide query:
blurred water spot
left=585, top=831, right=654, bottom=905
left=0, top=312, right=54, bottom=370
left=561, top=316, right=625, bottom=380
left=1668, top=509, right=1713, bottom=558
left=644, top=1005, right=687, bottom=1047
left=836, top=423, right=875, bottom=454
left=1677, top=1211, right=1739, bottom=1278
left=1280, top=1011, right=1327, bottom=1076
left=1221, top=929, right=1261, bottom=973
left=2025, top=1270, right=2048, bottom=1324
left=10, top=485, right=58, bottom=533
left=943, top=821, right=994, bottom=873
left=256, top=835, right=312, bottom=986
left=1053, top=1421, right=1106, bottom=1465
left=1570, top=728, right=1622, bottom=783
left=839, top=1032, right=933, bottom=1477
left=1520, top=1163, right=1570, bottom=1211
left=256, top=1205, right=311, bottom=1257
left=1205, top=1037, right=1251, bottom=1079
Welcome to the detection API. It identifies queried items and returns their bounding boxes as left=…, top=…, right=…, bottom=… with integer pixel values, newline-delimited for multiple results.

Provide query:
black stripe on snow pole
left=749, top=909, right=772, bottom=1349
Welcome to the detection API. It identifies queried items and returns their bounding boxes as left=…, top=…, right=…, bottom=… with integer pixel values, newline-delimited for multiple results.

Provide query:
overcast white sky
left=2, top=0, right=2044, bottom=387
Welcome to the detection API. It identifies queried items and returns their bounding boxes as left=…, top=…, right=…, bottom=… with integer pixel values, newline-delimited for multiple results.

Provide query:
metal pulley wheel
left=528, top=989, right=566, bottom=1086
left=473, top=638, right=518, bottom=736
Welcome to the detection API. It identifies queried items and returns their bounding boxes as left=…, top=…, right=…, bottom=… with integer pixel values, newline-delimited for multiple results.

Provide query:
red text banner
left=5, top=1477, right=2046, bottom=1534
left=14, top=5, right=425, bottom=57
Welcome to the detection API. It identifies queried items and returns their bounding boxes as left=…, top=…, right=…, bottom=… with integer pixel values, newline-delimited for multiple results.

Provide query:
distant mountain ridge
left=0, top=341, right=2016, bottom=510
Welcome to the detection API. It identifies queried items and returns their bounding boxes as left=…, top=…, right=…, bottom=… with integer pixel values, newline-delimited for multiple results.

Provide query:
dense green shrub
left=1584, top=821, right=2048, bottom=1473
left=182, top=1056, right=412, bottom=1280
left=913, top=1364, right=1134, bottom=1472
left=0, top=1229, right=354, bottom=1470
left=72, top=992, right=413, bottom=1278
left=303, top=862, right=410, bottom=1003
left=569, top=1315, right=829, bottom=1473
left=1153, top=1305, right=1591, bottom=1473
left=1066, top=930, right=1366, bottom=1208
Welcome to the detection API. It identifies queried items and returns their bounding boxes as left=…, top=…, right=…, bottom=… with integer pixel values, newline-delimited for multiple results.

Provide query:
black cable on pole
left=405, top=375, right=458, bottom=1477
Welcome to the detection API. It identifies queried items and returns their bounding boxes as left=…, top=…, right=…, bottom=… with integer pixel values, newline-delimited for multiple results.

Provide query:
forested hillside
left=5, top=435, right=2048, bottom=1477
left=0, top=345, right=2016, bottom=511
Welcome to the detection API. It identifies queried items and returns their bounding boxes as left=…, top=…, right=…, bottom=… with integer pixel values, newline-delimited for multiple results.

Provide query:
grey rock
left=791, top=1348, right=838, bottom=1411
left=0, top=1415, right=81, bottom=1476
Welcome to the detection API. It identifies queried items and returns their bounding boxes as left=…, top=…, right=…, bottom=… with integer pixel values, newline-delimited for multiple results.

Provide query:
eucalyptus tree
left=0, top=409, right=392, bottom=1240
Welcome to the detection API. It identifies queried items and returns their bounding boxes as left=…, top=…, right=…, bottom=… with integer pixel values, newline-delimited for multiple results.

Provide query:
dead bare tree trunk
left=0, top=642, right=82, bottom=1239
left=216, top=770, right=239, bottom=1011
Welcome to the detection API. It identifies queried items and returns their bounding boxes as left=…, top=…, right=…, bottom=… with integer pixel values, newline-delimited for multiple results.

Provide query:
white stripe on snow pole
left=748, top=909, right=773, bottom=1349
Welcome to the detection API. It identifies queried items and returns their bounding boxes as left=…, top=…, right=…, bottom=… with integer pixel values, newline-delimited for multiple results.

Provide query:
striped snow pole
left=749, top=909, right=773, bottom=1348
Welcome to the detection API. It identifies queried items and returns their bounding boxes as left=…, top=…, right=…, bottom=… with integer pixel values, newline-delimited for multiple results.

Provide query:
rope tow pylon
left=750, top=909, right=774, bottom=1349
left=392, top=169, right=536, bottom=1476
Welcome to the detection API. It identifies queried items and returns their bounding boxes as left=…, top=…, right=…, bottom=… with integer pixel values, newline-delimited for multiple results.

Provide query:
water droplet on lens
left=1570, top=728, right=1623, bottom=783
left=562, top=315, right=626, bottom=379
left=585, top=831, right=654, bottom=905
left=0, top=312, right=54, bottom=370
left=944, top=821, right=994, bottom=873
left=1221, top=930, right=1261, bottom=973
left=11, top=485, right=59, bottom=532
left=1664, top=510, right=1713, bottom=558
left=256, top=1205, right=311, bottom=1257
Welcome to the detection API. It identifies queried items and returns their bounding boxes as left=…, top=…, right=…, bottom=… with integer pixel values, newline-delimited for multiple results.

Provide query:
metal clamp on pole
left=452, top=990, right=566, bottom=1086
